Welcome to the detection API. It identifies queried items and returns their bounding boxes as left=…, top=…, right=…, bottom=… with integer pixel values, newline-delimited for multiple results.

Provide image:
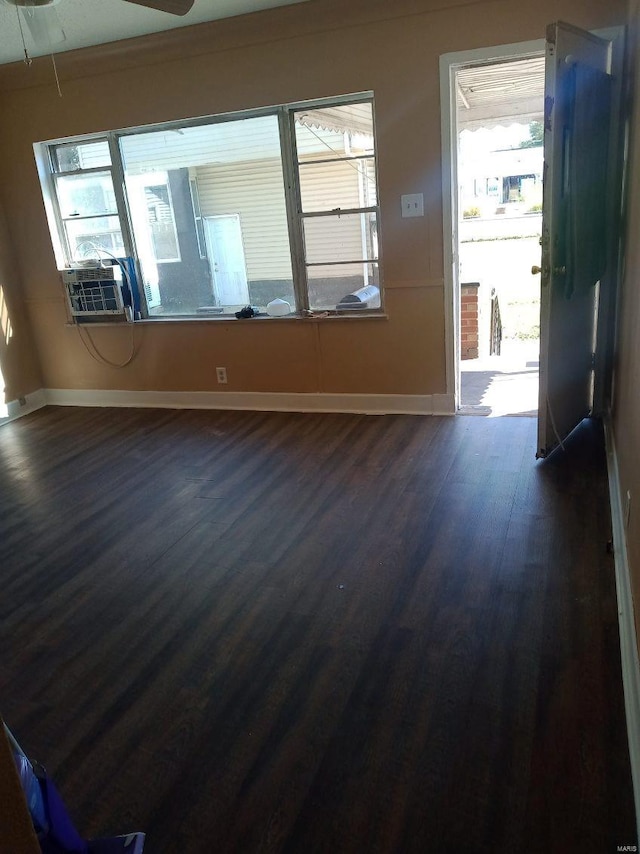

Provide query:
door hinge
left=591, top=352, right=596, bottom=369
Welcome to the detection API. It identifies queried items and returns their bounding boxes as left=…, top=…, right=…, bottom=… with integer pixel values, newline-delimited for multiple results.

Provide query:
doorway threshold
left=460, top=339, right=539, bottom=417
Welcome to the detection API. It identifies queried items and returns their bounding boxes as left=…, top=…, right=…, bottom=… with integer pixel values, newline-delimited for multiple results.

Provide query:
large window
left=38, top=95, right=382, bottom=319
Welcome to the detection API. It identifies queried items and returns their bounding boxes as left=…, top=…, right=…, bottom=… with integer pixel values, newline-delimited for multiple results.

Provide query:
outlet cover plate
left=401, top=193, right=424, bottom=218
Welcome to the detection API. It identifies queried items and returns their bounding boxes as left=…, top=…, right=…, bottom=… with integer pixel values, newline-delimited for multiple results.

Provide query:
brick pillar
left=460, top=282, right=479, bottom=360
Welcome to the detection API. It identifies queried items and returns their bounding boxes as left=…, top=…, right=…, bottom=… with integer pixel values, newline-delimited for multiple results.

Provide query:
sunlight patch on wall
left=0, top=286, right=13, bottom=346
left=0, top=286, right=11, bottom=418
left=0, top=362, right=7, bottom=418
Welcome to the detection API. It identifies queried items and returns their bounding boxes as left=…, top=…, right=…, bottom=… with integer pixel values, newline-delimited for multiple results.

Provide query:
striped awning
left=456, top=56, right=545, bottom=130
left=296, top=103, right=373, bottom=137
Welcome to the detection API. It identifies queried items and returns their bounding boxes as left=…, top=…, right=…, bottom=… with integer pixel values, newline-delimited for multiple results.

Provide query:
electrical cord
left=14, top=4, right=63, bottom=96
left=70, top=242, right=139, bottom=369
left=51, top=54, right=62, bottom=98
left=76, top=322, right=137, bottom=369
left=298, top=120, right=370, bottom=180
left=14, top=4, right=31, bottom=66
left=546, top=393, right=566, bottom=453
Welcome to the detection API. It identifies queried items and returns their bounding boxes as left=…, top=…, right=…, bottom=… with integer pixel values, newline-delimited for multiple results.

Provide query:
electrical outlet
left=18, top=397, right=26, bottom=407
left=401, top=193, right=424, bottom=218
left=625, top=490, right=632, bottom=529
left=216, top=367, right=227, bottom=384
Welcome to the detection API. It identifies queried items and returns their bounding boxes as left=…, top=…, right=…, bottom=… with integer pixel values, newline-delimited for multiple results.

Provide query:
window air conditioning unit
left=62, top=267, right=125, bottom=317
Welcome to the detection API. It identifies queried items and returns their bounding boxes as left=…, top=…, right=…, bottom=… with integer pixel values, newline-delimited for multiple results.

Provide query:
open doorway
left=447, top=53, right=545, bottom=416
left=457, top=57, right=544, bottom=415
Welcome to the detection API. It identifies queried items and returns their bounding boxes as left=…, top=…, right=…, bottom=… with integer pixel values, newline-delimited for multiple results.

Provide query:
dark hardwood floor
left=0, top=406, right=635, bottom=853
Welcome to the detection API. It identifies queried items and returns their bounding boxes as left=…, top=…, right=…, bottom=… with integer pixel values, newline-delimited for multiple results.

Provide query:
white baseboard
left=0, top=389, right=47, bottom=427
left=432, top=393, right=456, bottom=415
left=604, top=417, right=640, bottom=843
left=43, top=388, right=456, bottom=416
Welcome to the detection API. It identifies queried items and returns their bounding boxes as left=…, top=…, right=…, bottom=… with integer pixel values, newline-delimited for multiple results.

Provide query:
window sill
left=66, top=312, right=388, bottom=327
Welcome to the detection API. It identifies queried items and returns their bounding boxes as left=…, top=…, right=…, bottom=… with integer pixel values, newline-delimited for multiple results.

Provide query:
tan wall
left=613, top=0, right=640, bottom=641
left=0, top=195, right=43, bottom=403
left=0, top=0, right=624, bottom=397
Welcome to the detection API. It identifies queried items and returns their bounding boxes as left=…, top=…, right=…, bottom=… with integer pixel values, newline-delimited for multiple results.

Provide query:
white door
left=203, top=215, right=250, bottom=307
left=537, top=22, right=614, bottom=458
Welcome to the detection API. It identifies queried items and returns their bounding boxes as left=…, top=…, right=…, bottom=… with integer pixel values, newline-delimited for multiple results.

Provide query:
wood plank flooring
left=0, top=407, right=635, bottom=853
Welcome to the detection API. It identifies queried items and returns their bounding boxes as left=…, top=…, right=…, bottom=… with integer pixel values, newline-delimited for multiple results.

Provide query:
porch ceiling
left=456, top=56, right=545, bottom=130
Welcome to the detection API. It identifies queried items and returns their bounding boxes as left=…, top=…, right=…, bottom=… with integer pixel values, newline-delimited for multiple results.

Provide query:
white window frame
left=46, top=138, right=124, bottom=264
left=289, top=105, right=380, bottom=311
left=35, top=92, right=382, bottom=319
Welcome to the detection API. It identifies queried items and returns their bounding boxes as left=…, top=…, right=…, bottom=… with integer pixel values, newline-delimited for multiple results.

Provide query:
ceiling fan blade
left=123, top=0, right=195, bottom=15
left=20, top=4, right=66, bottom=49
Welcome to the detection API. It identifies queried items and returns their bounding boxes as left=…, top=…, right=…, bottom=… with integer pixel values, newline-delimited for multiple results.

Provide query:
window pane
left=299, top=156, right=376, bottom=213
left=307, top=263, right=380, bottom=311
left=63, top=216, right=124, bottom=260
left=149, top=219, right=179, bottom=262
left=143, top=184, right=180, bottom=262
left=120, top=116, right=295, bottom=315
left=53, top=140, right=111, bottom=172
left=303, top=212, right=378, bottom=265
left=295, top=103, right=374, bottom=163
left=56, top=172, right=118, bottom=219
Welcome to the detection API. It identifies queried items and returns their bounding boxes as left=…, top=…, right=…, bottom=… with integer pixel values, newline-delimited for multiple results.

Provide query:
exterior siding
left=196, top=153, right=364, bottom=282
left=196, top=158, right=292, bottom=281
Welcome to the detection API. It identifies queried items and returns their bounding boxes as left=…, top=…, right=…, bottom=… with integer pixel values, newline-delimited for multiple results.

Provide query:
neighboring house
left=460, top=144, right=543, bottom=217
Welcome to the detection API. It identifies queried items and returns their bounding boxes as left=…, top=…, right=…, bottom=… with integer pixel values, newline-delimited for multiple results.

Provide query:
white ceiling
left=0, top=0, right=311, bottom=66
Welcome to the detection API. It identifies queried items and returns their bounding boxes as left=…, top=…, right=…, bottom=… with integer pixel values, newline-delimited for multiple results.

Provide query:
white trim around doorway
left=439, top=38, right=545, bottom=412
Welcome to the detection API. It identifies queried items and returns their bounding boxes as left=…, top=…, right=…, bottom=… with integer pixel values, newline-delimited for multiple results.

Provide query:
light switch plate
left=401, top=193, right=424, bottom=218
